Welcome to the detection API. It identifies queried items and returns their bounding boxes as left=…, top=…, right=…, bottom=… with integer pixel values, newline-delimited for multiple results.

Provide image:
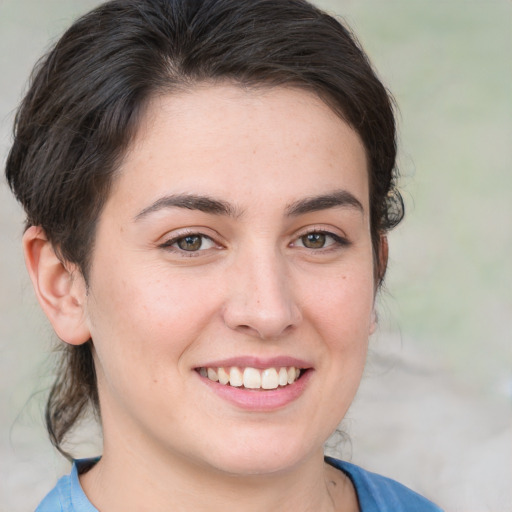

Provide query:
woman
left=6, top=0, right=443, bottom=510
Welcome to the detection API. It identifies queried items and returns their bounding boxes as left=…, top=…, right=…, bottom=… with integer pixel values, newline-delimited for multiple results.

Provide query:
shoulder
left=325, top=457, right=444, bottom=512
left=34, top=473, right=68, bottom=512
left=35, top=460, right=99, bottom=512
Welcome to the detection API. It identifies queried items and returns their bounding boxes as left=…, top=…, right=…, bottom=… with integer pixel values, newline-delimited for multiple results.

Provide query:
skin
left=24, top=84, right=384, bottom=511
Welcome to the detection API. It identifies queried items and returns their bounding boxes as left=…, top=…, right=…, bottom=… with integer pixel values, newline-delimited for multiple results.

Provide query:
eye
left=300, top=232, right=329, bottom=249
left=293, top=231, right=348, bottom=250
left=161, top=233, right=217, bottom=253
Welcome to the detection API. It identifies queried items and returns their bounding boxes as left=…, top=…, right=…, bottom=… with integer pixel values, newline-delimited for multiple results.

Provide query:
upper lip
left=196, top=356, right=312, bottom=369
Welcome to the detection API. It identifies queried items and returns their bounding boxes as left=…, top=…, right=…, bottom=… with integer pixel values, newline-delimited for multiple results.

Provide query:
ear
left=22, top=226, right=91, bottom=345
left=377, top=234, right=389, bottom=284
left=370, top=234, right=389, bottom=334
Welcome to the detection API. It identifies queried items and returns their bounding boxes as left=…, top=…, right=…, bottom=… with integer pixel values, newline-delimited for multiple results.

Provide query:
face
left=82, top=84, right=376, bottom=476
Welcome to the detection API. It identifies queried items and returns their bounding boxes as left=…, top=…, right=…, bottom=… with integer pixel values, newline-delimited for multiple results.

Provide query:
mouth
left=196, top=365, right=305, bottom=390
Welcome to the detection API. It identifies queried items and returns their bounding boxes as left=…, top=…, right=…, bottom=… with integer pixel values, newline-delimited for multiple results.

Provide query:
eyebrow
left=134, top=189, right=363, bottom=222
left=285, top=190, right=364, bottom=216
left=134, top=193, right=240, bottom=221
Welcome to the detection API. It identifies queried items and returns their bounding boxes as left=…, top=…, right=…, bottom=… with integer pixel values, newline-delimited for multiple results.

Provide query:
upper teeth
left=199, top=366, right=302, bottom=389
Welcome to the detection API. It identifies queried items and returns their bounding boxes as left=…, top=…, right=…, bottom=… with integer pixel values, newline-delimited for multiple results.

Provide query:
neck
left=80, top=444, right=344, bottom=512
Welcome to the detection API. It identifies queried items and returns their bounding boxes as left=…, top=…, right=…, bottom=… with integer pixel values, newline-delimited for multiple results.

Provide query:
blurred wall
left=1, top=1, right=511, bottom=510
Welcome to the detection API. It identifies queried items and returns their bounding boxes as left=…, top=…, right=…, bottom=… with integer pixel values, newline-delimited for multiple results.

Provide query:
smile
left=197, top=366, right=302, bottom=390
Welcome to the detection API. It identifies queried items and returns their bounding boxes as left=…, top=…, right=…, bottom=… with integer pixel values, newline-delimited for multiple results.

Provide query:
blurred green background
left=329, top=0, right=512, bottom=393
left=1, top=1, right=511, bottom=510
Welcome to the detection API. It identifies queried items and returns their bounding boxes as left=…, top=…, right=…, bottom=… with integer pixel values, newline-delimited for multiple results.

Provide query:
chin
left=198, top=434, right=318, bottom=477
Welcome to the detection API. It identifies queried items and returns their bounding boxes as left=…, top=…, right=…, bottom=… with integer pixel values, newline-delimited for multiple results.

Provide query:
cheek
left=300, top=268, right=373, bottom=436
left=85, top=265, right=220, bottom=365
left=301, top=264, right=376, bottom=341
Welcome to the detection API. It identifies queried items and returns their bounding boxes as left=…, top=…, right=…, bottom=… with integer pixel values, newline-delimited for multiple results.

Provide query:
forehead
left=109, top=84, right=369, bottom=217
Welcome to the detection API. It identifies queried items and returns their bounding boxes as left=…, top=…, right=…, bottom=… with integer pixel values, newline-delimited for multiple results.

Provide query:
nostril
left=235, top=324, right=260, bottom=336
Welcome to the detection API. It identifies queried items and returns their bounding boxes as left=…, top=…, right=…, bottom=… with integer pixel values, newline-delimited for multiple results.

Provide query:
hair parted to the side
left=5, top=0, right=403, bottom=459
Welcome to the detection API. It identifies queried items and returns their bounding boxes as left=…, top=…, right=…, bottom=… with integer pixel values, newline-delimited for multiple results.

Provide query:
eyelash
left=292, top=229, right=350, bottom=251
left=158, top=233, right=216, bottom=256
left=159, top=229, right=350, bottom=256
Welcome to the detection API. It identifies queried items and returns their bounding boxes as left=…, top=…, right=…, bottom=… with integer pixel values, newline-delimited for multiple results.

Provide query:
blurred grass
left=318, top=0, right=512, bottom=393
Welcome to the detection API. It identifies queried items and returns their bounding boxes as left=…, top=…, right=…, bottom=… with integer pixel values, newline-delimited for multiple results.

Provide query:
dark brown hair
left=5, top=0, right=403, bottom=459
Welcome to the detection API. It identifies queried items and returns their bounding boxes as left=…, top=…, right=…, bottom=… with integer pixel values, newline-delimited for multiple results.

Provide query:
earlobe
left=22, top=226, right=91, bottom=346
left=378, top=235, right=389, bottom=284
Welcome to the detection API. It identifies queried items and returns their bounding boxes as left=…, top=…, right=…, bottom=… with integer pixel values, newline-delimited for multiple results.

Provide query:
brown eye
left=161, top=233, right=217, bottom=254
left=293, top=231, right=349, bottom=250
left=177, top=235, right=203, bottom=251
left=301, top=233, right=326, bottom=249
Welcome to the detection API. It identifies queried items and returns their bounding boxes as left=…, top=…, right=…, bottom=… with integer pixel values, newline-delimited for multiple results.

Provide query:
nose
left=222, top=248, right=302, bottom=340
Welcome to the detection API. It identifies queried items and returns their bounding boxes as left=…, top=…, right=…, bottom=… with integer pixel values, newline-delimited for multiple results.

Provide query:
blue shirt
left=36, top=457, right=443, bottom=511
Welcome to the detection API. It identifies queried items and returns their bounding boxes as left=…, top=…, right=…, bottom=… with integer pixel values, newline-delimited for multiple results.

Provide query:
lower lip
left=198, top=370, right=313, bottom=411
